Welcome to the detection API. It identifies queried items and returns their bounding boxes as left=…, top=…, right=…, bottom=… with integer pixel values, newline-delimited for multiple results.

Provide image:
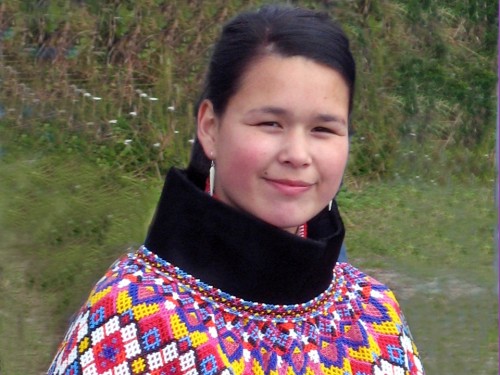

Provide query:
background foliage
left=0, top=0, right=496, bottom=180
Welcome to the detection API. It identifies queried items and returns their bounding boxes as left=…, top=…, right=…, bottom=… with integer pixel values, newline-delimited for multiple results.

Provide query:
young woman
left=48, top=5, right=424, bottom=374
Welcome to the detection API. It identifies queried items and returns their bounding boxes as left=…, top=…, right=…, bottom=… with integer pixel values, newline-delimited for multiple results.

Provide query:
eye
left=259, top=121, right=281, bottom=128
left=312, top=126, right=335, bottom=134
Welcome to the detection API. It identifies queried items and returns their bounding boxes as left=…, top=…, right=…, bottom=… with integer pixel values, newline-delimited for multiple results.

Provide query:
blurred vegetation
left=0, top=0, right=496, bottom=180
left=0, top=156, right=162, bottom=373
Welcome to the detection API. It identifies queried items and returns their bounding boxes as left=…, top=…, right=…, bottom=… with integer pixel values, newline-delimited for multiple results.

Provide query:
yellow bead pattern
left=131, top=357, right=146, bottom=373
left=78, top=336, right=89, bottom=353
left=170, top=314, right=189, bottom=340
left=320, top=361, right=351, bottom=375
left=131, top=302, right=159, bottom=320
left=372, top=320, right=399, bottom=335
left=89, top=286, right=111, bottom=305
left=348, top=334, right=381, bottom=362
left=189, top=331, right=208, bottom=348
left=116, top=290, right=132, bottom=314
left=251, top=358, right=265, bottom=375
left=230, top=358, right=245, bottom=375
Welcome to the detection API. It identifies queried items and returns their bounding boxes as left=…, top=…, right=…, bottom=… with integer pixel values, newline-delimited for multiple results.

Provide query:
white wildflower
left=124, top=139, right=132, bottom=145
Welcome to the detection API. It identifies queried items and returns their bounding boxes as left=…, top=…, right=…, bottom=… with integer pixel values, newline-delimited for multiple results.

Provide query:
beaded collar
left=134, top=246, right=367, bottom=325
left=144, top=168, right=345, bottom=305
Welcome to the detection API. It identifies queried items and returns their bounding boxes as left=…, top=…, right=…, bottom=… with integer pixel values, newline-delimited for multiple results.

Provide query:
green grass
left=0, top=156, right=162, bottom=373
left=337, top=180, right=498, bottom=375
left=0, top=156, right=497, bottom=374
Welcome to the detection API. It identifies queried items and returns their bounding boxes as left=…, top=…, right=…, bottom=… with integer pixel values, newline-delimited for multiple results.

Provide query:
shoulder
left=48, top=249, right=228, bottom=374
left=334, top=262, right=424, bottom=374
left=334, top=262, right=410, bottom=328
left=48, top=251, right=168, bottom=374
left=334, top=262, right=400, bottom=304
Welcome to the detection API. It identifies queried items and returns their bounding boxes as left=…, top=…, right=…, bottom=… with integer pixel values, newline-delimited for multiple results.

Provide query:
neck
left=144, top=167, right=344, bottom=305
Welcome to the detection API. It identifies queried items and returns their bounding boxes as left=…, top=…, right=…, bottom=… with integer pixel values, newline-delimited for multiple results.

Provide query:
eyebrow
left=315, top=113, right=347, bottom=126
left=246, top=106, right=347, bottom=126
left=247, top=106, right=287, bottom=116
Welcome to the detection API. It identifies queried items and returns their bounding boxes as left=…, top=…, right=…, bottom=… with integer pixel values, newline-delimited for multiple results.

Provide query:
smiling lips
left=265, top=178, right=313, bottom=196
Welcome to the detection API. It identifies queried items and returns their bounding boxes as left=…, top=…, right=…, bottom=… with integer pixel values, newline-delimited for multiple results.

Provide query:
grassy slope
left=0, top=157, right=496, bottom=374
left=0, top=0, right=496, bottom=180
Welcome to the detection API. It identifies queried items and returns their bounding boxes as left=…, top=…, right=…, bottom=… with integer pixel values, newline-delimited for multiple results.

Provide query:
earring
left=209, top=160, right=215, bottom=196
left=328, top=200, right=333, bottom=211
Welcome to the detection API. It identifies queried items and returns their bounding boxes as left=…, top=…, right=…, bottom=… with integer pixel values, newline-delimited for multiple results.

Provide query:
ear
left=197, top=99, right=219, bottom=159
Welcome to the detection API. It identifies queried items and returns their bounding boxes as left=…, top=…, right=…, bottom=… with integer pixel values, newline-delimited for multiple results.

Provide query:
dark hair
left=188, top=4, right=356, bottom=178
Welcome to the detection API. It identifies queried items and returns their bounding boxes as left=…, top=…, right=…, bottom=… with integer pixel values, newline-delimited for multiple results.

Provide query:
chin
left=252, top=205, right=319, bottom=230
left=266, top=215, right=309, bottom=232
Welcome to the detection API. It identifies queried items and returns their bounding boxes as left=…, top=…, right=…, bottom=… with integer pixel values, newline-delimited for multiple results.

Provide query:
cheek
left=218, top=132, right=271, bottom=171
left=228, top=155, right=267, bottom=190
left=216, top=140, right=264, bottom=189
left=320, top=145, right=349, bottom=181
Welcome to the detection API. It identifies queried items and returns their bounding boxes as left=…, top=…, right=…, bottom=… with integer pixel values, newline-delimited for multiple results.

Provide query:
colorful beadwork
left=48, top=246, right=424, bottom=374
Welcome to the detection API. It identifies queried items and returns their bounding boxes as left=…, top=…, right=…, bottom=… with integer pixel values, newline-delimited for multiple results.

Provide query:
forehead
left=242, top=52, right=347, bottom=84
left=238, top=54, right=346, bottom=91
left=225, top=54, right=350, bottom=117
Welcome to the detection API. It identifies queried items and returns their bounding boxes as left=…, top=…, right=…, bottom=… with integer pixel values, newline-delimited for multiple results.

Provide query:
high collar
left=144, top=168, right=345, bottom=305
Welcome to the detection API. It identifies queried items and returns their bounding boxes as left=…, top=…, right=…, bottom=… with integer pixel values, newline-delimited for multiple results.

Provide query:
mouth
left=265, top=178, right=313, bottom=196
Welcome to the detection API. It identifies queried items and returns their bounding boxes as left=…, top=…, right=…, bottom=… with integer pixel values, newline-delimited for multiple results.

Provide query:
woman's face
left=198, top=54, right=350, bottom=233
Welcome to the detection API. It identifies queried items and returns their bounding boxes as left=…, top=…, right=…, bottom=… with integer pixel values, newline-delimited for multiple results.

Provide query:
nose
left=278, top=130, right=312, bottom=167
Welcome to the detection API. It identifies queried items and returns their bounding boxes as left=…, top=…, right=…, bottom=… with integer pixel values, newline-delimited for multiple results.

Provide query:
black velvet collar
left=144, top=167, right=345, bottom=305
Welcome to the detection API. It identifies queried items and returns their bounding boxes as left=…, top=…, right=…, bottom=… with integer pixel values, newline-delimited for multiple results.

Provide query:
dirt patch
left=362, top=267, right=487, bottom=300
